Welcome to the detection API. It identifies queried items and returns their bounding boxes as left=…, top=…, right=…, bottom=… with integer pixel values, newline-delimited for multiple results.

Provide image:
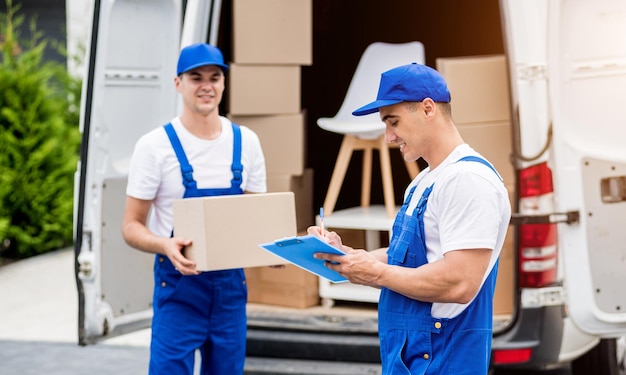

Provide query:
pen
left=319, top=207, right=324, bottom=235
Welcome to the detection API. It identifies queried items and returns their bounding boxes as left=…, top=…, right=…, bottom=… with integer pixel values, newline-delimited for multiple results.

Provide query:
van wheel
left=618, top=336, right=626, bottom=374
left=571, top=338, right=622, bottom=375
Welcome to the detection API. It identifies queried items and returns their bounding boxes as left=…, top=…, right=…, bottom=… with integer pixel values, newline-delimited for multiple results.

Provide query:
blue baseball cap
left=352, top=62, right=451, bottom=116
left=176, top=43, right=229, bottom=75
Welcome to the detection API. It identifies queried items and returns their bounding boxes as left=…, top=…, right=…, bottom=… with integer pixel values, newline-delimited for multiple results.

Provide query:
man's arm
left=316, top=247, right=492, bottom=304
left=122, top=196, right=198, bottom=275
left=376, top=248, right=492, bottom=303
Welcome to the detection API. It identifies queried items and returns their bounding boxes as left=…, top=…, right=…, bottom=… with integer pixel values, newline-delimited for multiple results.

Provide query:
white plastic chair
left=318, top=41, right=425, bottom=218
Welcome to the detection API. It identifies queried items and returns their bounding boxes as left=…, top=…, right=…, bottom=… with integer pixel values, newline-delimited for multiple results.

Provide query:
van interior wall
left=302, top=0, right=505, bottom=211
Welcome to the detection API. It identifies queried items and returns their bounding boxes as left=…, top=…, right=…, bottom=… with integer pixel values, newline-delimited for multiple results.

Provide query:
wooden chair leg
left=323, top=135, right=357, bottom=216
left=378, top=138, right=396, bottom=218
left=389, top=142, right=421, bottom=179
left=404, top=160, right=420, bottom=179
left=324, top=135, right=412, bottom=218
left=361, top=146, right=373, bottom=207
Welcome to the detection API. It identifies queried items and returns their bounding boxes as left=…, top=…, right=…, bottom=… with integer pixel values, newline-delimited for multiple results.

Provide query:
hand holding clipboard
left=258, top=235, right=348, bottom=283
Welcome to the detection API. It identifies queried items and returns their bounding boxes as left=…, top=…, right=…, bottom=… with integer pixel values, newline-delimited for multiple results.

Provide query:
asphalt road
left=0, top=339, right=572, bottom=375
left=0, top=340, right=150, bottom=375
left=0, top=339, right=573, bottom=375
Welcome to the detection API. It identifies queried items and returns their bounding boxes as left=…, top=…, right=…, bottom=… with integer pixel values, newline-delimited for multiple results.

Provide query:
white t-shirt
left=402, top=144, right=511, bottom=318
left=126, top=116, right=266, bottom=237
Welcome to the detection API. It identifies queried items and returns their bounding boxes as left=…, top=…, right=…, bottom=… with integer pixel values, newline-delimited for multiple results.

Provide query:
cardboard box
left=230, top=112, right=305, bottom=175
left=456, top=121, right=514, bottom=185
left=172, top=193, right=296, bottom=271
left=267, top=169, right=314, bottom=232
left=436, top=55, right=511, bottom=124
left=494, top=226, right=515, bottom=315
left=438, top=55, right=515, bottom=315
left=233, top=0, right=312, bottom=65
left=493, top=184, right=515, bottom=315
left=245, top=264, right=320, bottom=308
left=228, top=64, right=301, bottom=115
left=332, top=228, right=367, bottom=250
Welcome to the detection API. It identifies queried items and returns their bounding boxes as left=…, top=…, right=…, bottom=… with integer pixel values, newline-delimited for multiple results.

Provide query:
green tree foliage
left=0, top=0, right=81, bottom=259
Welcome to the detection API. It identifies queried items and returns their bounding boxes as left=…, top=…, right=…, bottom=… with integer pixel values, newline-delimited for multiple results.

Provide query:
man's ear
left=422, top=98, right=436, bottom=116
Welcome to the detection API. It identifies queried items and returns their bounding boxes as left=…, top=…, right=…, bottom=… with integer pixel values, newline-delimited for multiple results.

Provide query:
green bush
left=0, top=0, right=81, bottom=259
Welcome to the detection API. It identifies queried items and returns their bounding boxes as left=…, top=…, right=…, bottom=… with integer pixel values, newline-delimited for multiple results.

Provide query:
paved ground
left=0, top=339, right=149, bottom=374
left=0, top=248, right=155, bottom=374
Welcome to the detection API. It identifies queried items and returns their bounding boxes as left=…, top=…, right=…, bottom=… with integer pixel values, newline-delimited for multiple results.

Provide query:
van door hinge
left=77, top=230, right=94, bottom=279
left=518, top=64, right=548, bottom=81
left=510, top=211, right=580, bottom=225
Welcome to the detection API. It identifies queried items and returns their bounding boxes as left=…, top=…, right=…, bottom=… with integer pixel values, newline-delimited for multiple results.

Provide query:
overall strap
left=457, top=155, right=502, bottom=181
left=163, top=123, right=197, bottom=190
left=230, top=123, right=243, bottom=189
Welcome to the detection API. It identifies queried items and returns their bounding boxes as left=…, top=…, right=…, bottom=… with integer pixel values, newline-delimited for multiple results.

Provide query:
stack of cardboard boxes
left=436, top=55, right=515, bottom=316
left=226, top=0, right=318, bottom=308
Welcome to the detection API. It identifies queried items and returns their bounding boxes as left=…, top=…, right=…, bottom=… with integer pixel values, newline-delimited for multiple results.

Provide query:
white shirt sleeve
left=126, top=130, right=170, bottom=201
left=434, top=170, right=504, bottom=253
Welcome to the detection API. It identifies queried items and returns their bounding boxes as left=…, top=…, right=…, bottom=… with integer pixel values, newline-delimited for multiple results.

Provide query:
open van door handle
left=510, top=211, right=580, bottom=225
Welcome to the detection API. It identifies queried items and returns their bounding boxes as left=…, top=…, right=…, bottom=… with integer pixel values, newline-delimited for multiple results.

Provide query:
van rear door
left=74, top=0, right=182, bottom=344
left=547, top=0, right=626, bottom=335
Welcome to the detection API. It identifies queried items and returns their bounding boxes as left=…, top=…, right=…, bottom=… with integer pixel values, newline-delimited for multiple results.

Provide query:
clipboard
left=259, top=235, right=348, bottom=283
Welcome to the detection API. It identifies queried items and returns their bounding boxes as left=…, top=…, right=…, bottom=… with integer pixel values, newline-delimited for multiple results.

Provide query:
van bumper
left=491, top=304, right=564, bottom=370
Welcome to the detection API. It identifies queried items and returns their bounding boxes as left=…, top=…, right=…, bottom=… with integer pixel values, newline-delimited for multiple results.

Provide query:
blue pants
left=149, top=255, right=247, bottom=375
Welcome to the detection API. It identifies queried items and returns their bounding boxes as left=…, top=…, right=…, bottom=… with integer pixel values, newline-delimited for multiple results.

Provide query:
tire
left=619, top=336, right=626, bottom=375
left=571, top=338, right=621, bottom=375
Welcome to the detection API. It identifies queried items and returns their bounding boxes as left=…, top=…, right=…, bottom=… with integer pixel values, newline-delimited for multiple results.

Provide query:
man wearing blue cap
left=311, top=63, right=510, bottom=374
left=122, top=43, right=266, bottom=375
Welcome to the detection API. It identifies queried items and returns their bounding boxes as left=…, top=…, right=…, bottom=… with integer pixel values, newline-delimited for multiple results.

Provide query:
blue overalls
left=149, top=123, right=247, bottom=375
left=378, top=156, right=500, bottom=375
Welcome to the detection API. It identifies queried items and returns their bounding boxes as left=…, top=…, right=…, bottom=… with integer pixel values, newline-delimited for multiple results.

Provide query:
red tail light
left=493, top=348, right=533, bottom=364
left=519, top=162, right=554, bottom=198
left=517, top=162, right=558, bottom=288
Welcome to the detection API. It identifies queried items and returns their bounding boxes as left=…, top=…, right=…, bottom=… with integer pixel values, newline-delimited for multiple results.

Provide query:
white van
left=74, top=0, right=626, bottom=373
